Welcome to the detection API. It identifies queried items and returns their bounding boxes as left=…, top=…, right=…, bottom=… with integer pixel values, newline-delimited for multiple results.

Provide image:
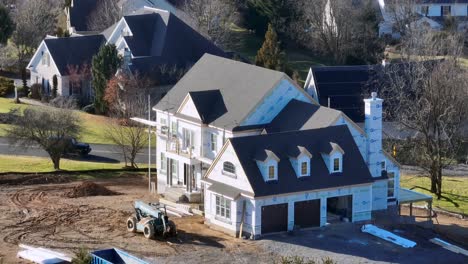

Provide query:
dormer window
left=222, top=161, right=236, bottom=177
left=268, top=166, right=275, bottom=179
left=289, top=146, right=312, bottom=177
left=321, top=142, right=344, bottom=174
left=301, top=162, right=308, bottom=175
left=255, top=149, right=280, bottom=182
left=333, top=158, right=340, bottom=172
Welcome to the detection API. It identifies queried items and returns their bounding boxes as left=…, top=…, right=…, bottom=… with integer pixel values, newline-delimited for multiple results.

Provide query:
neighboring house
left=146, top=54, right=415, bottom=238
left=26, top=35, right=105, bottom=99
left=378, top=0, right=468, bottom=37
left=66, top=0, right=177, bottom=34
left=105, top=7, right=228, bottom=101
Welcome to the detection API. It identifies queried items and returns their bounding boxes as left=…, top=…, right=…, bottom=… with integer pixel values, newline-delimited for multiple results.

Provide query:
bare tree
left=380, top=28, right=468, bottom=199
left=384, top=0, right=418, bottom=37
left=11, top=0, right=57, bottom=68
left=288, top=0, right=383, bottom=65
left=6, top=105, right=81, bottom=170
left=87, top=0, right=122, bottom=32
left=180, top=0, right=239, bottom=48
left=103, top=73, right=148, bottom=168
left=67, top=63, right=91, bottom=100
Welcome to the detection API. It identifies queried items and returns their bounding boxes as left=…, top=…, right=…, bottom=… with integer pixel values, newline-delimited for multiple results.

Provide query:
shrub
left=50, top=96, right=78, bottom=109
left=71, top=247, right=91, bottom=264
left=82, top=104, right=95, bottom=114
left=30, top=84, right=42, bottom=100
left=0, top=77, right=14, bottom=97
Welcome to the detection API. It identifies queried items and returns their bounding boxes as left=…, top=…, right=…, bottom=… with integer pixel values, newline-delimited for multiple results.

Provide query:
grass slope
left=0, top=98, right=154, bottom=145
left=0, top=154, right=146, bottom=173
left=400, top=175, right=468, bottom=215
left=226, top=30, right=327, bottom=84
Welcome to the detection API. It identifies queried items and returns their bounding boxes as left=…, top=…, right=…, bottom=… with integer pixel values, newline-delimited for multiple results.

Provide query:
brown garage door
left=261, top=203, right=288, bottom=234
left=294, top=199, right=320, bottom=228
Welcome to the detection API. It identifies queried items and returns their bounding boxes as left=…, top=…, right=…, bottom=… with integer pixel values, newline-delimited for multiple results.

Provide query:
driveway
left=256, top=223, right=468, bottom=264
left=0, top=137, right=155, bottom=164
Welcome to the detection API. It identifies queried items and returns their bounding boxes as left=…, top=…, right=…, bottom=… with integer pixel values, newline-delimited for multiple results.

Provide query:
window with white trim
left=215, top=195, right=230, bottom=219
left=223, top=162, right=235, bottom=175
left=42, top=52, right=50, bottom=66
left=210, top=133, right=217, bottom=152
left=268, top=165, right=275, bottom=179
left=160, top=153, right=167, bottom=173
left=301, top=162, right=308, bottom=175
left=441, top=5, right=451, bottom=16
left=388, top=171, right=395, bottom=198
left=333, top=158, right=340, bottom=172
left=171, top=121, right=177, bottom=136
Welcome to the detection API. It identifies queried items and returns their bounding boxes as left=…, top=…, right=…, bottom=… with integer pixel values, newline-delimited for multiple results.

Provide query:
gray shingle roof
left=265, top=99, right=342, bottom=133
left=155, top=54, right=287, bottom=130
left=228, top=125, right=374, bottom=197
left=44, top=35, right=105, bottom=76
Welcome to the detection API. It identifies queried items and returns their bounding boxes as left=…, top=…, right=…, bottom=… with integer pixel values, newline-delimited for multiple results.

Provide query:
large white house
left=150, top=54, right=414, bottom=238
left=378, top=0, right=468, bottom=37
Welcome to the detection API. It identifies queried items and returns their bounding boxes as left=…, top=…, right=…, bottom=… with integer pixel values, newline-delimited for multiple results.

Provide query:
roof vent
left=371, top=92, right=377, bottom=100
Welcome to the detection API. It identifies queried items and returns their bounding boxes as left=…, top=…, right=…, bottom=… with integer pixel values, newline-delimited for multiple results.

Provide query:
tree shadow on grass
left=411, top=186, right=460, bottom=208
left=64, top=154, right=120, bottom=164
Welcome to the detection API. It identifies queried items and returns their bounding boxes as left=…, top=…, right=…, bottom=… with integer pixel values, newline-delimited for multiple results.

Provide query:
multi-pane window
left=171, top=159, right=178, bottom=178
left=215, top=195, right=231, bottom=219
left=441, top=5, right=451, bottom=16
left=160, top=153, right=167, bottom=172
left=301, top=162, right=308, bottom=175
left=388, top=172, right=395, bottom=197
left=211, top=133, right=217, bottom=152
left=381, top=161, right=386, bottom=171
left=268, top=166, right=275, bottom=179
left=171, top=121, right=177, bottom=136
left=182, top=128, right=194, bottom=149
left=223, top=162, right=235, bottom=174
left=333, top=158, right=340, bottom=172
left=421, top=5, right=429, bottom=16
left=42, top=53, right=50, bottom=66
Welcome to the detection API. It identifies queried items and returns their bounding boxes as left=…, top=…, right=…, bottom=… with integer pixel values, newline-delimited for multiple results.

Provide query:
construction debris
left=17, top=244, right=71, bottom=263
left=361, top=224, right=417, bottom=248
left=430, top=238, right=468, bottom=257
left=66, top=181, right=119, bottom=198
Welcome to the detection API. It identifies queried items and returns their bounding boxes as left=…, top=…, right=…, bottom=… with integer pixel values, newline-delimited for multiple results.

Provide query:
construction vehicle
left=126, top=201, right=177, bottom=239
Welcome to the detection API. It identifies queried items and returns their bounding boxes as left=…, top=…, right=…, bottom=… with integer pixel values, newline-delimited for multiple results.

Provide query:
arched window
left=223, top=162, right=236, bottom=174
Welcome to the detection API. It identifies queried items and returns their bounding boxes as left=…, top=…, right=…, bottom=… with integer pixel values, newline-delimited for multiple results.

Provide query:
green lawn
left=226, top=30, right=327, bottom=85
left=400, top=175, right=468, bottom=215
left=0, top=154, right=147, bottom=173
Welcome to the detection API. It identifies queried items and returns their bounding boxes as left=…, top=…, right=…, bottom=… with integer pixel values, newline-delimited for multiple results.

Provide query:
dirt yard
left=0, top=174, right=272, bottom=263
left=0, top=174, right=467, bottom=264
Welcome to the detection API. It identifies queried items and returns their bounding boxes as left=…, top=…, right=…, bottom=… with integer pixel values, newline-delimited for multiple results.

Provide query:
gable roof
left=265, top=99, right=342, bottom=133
left=122, top=10, right=227, bottom=59
left=43, top=35, right=105, bottom=75
left=69, top=0, right=98, bottom=32
left=228, top=125, right=374, bottom=197
left=155, top=54, right=289, bottom=131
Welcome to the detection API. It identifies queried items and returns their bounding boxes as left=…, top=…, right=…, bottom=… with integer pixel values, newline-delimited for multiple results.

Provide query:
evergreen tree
left=52, top=75, right=58, bottom=98
left=91, top=44, right=121, bottom=114
left=0, top=4, right=14, bottom=45
left=255, top=24, right=285, bottom=71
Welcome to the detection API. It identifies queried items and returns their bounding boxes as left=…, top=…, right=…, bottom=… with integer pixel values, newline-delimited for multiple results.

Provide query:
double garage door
left=261, top=199, right=320, bottom=234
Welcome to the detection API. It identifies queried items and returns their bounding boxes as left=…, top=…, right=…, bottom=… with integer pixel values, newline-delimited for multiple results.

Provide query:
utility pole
left=148, top=94, right=151, bottom=192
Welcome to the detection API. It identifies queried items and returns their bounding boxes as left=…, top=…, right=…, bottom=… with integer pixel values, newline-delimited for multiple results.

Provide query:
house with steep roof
left=65, top=0, right=177, bottom=34
left=26, top=35, right=105, bottom=99
left=146, top=54, right=415, bottom=238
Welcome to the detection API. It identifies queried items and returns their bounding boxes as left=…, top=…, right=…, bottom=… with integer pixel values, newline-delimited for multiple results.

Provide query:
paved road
left=0, top=137, right=155, bottom=164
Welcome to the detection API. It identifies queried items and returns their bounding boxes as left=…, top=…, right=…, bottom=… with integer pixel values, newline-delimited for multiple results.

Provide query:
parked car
left=62, top=137, right=92, bottom=157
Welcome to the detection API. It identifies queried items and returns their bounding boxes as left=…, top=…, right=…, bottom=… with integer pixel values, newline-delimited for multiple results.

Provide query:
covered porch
left=398, top=188, right=433, bottom=219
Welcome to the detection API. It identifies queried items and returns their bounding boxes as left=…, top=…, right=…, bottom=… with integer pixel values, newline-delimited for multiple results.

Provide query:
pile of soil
left=66, top=181, right=120, bottom=198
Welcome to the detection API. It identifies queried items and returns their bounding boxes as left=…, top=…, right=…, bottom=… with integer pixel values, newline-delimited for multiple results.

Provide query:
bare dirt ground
left=0, top=174, right=272, bottom=263
left=0, top=174, right=467, bottom=264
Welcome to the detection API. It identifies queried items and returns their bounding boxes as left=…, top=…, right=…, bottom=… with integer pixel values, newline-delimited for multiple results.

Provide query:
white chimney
left=364, top=92, right=383, bottom=177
